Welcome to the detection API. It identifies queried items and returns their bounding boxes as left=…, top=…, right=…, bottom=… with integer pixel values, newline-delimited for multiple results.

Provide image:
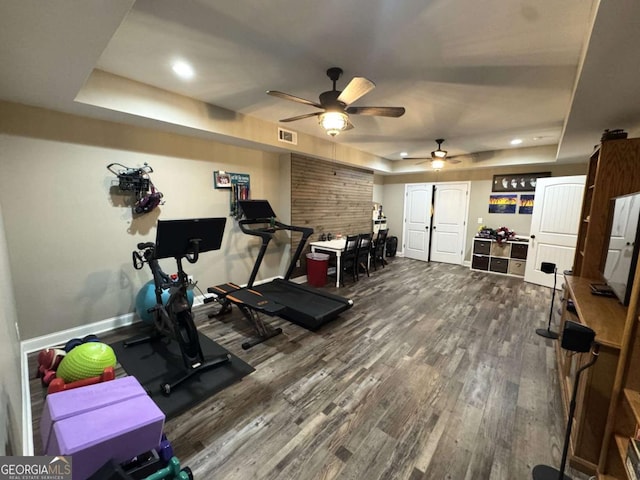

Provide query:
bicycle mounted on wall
left=107, top=162, right=164, bottom=214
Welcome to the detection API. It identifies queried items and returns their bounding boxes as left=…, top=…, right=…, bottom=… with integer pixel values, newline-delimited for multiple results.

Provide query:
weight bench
left=206, top=283, right=284, bottom=349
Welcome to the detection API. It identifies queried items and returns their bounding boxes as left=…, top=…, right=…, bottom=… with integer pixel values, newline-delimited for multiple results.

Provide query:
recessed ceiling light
left=172, top=60, right=194, bottom=80
left=400, top=152, right=408, bottom=157
left=510, top=138, right=523, bottom=145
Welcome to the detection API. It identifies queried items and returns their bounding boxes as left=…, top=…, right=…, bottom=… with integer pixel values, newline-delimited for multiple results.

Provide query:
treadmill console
left=239, top=200, right=277, bottom=220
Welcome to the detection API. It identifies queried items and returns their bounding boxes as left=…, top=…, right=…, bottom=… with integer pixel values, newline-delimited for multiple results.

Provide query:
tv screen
left=603, top=191, right=640, bottom=305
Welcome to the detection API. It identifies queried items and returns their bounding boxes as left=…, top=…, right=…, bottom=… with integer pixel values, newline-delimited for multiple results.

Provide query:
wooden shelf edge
left=615, top=433, right=628, bottom=458
left=614, top=434, right=631, bottom=480
left=624, top=389, right=640, bottom=424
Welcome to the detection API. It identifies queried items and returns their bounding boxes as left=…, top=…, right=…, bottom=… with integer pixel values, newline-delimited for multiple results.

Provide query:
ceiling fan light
left=319, top=111, right=348, bottom=136
left=431, top=159, right=445, bottom=170
left=432, top=149, right=447, bottom=159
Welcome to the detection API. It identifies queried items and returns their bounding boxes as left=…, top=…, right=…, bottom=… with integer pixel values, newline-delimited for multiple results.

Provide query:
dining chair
left=332, top=234, right=359, bottom=284
left=356, top=233, right=372, bottom=280
left=371, top=228, right=388, bottom=271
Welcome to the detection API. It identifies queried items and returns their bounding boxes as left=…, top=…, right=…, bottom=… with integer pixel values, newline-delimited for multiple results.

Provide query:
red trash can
left=306, top=252, right=329, bottom=287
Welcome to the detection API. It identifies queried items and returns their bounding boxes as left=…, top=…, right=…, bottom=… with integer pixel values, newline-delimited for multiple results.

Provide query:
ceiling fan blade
left=279, top=112, right=322, bottom=122
left=345, top=106, right=406, bottom=117
left=344, top=119, right=355, bottom=131
left=337, top=77, right=375, bottom=105
left=267, top=90, right=322, bottom=109
left=405, top=155, right=463, bottom=164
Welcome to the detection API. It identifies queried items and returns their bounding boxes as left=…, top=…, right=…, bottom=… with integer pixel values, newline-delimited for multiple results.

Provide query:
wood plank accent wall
left=291, top=154, right=373, bottom=272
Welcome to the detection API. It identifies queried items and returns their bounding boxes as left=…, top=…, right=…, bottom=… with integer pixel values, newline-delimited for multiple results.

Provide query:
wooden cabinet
left=573, top=138, right=640, bottom=279
left=597, top=275, right=640, bottom=479
left=470, top=238, right=528, bottom=277
left=551, top=137, right=640, bottom=479
left=557, top=276, right=626, bottom=474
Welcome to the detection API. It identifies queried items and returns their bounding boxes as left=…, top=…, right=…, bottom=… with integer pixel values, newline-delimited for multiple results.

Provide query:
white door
left=524, top=175, right=586, bottom=288
left=431, top=182, right=470, bottom=264
left=403, top=183, right=433, bottom=261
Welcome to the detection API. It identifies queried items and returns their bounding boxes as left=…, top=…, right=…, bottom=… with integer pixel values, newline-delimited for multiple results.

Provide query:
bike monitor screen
left=154, top=217, right=226, bottom=259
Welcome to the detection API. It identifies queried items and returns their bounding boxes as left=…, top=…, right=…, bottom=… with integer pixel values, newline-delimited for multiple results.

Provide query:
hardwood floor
left=29, top=258, right=592, bottom=479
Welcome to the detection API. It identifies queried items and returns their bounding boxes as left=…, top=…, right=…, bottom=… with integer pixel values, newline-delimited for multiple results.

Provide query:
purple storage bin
left=40, top=376, right=146, bottom=454
left=47, top=395, right=165, bottom=480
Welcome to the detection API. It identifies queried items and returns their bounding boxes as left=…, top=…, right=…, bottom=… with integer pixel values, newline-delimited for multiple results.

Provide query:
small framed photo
left=214, top=171, right=231, bottom=189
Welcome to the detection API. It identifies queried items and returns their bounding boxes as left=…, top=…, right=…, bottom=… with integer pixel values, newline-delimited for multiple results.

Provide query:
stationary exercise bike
left=124, top=218, right=231, bottom=396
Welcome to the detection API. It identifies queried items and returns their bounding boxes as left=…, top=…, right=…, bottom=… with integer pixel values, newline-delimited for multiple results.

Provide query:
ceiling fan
left=267, top=67, right=405, bottom=136
left=404, top=139, right=462, bottom=168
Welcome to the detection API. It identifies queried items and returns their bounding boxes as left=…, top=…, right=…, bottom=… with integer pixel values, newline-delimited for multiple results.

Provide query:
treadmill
left=237, top=200, right=353, bottom=330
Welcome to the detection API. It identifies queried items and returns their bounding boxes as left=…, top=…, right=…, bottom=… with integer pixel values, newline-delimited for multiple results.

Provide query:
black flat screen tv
left=602, top=191, right=640, bottom=305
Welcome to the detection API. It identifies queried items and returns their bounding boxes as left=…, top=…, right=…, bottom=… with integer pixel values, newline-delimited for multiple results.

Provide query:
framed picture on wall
left=519, top=194, right=535, bottom=214
left=214, top=171, right=232, bottom=189
left=492, top=172, right=551, bottom=192
left=489, top=194, right=517, bottom=214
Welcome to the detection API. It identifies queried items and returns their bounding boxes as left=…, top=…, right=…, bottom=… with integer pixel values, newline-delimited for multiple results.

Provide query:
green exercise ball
left=56, top=342, right=117, bottom=383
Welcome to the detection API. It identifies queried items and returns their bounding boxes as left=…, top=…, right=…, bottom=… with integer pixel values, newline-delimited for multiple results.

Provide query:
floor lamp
left=536, top=262, right=559, bottom=339
left=532, top=321, right=599, bottom=480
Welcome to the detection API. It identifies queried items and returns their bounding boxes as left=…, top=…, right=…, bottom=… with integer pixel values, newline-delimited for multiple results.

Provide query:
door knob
left=530, top=234, right=536, bottom=239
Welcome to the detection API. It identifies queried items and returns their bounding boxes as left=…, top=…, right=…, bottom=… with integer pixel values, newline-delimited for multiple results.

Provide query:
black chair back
left=356, top=233, right=372, bottom=279
left=340, top=235, right=359, bottom=283
left=372, top=229, right=388, bottom=270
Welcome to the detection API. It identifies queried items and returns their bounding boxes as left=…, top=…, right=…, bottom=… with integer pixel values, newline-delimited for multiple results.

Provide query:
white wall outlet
left=477, top=217, right=483, bottom=224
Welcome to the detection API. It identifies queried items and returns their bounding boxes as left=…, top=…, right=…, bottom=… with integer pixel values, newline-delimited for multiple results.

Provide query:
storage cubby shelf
left=470, top=238, right=528, bottom=277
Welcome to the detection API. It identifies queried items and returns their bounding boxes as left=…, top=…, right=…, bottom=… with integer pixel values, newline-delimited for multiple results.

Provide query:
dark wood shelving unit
left=560, top=137, right=640, bottom=479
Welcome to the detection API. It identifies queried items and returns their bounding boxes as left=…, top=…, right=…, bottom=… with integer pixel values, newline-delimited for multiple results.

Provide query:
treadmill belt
left=252, top=279, right=352, bottom=330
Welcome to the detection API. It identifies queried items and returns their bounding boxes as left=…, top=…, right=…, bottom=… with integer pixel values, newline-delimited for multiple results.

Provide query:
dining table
left=309, top=238, right=347, bottom=288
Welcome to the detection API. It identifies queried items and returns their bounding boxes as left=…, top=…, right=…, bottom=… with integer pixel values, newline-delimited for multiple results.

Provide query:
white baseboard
left=463, top=260, right=471, bottom=267
left=20, top=342, right=33, bottom=456
left=21, top=312, right=139, bottom=355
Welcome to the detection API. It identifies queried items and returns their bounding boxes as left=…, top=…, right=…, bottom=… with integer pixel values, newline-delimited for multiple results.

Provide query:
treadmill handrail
left=238, top=218, right=313, bottom=286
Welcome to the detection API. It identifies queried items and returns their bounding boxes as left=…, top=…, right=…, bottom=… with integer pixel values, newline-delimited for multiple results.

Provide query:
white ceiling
left=1, top=0, right=639, bottom=170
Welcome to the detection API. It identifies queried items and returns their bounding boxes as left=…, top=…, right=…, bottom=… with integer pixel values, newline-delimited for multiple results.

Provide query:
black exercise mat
left=111, top=332, right=254, bottom=419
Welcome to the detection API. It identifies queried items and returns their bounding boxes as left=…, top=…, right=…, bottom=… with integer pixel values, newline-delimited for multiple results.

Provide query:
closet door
left=403, top=183, right=433, bottom=262
left=430, top=182, right=470, bottom=265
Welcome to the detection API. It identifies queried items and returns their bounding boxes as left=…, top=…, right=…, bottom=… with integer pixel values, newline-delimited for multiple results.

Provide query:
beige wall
left=0, top=103, right=290, bottom=339
left=0, top=202, right=22, bottom=455
left=380, top=163, right=588, bottom=260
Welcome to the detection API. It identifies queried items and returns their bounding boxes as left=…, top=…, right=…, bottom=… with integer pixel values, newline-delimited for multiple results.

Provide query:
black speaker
left=541, top=262, right=556, bottom=274
left=561, top=321, right=595, bottom=352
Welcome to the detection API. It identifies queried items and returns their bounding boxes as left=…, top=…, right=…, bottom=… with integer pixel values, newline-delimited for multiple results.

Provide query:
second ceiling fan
left=267, top=67, right=405, bottom=136
left=405, top=139, right=462, bottom=167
